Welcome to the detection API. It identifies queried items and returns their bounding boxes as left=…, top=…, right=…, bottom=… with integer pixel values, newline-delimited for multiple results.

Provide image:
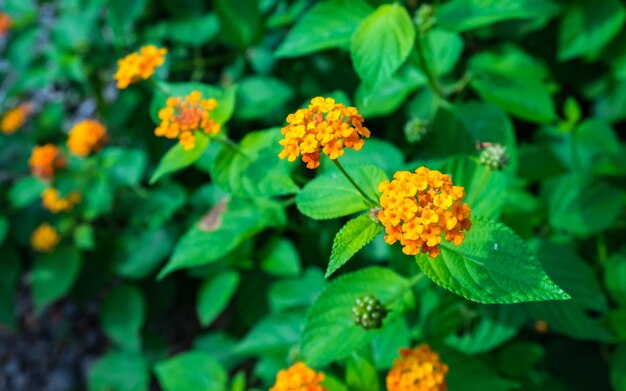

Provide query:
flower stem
left=332, top=159, right=378, bottom=207
left=468, top=166, right=492, bottom=206
left=149, top=78, right=170, bottom=96
left=213, top=135, right=251, bottom=159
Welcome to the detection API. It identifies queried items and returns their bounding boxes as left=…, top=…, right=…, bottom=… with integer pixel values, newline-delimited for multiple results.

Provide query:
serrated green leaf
left=269, top=268, right=325, bottom=313
left=32, top=247, right=82, bottom=313
left=327, top=213, right=382, bottom=277
left=296, top=165, right=386, bottom=220
left=260, top=237, right=302, bottom=277
left=215, top=0, right=261, bottom=49
left=114, top=228, right=175, bottom=279
left=437, top=0, right=561, bottom=32
left=150, top=131, right=210, bottom=184
left=416, top=217, right=570, bottom=304
left=88, top=351, right=149, bottom=391
left=234, top=77, right=293, bottom=121
left=559, top=0, right=626, bottom=61
left=301, top=267, right=409, bottom=366
left=197, top=270, right=240, bottom=326
left=155, top=351, right=228, bottom=391
left=236, top=312, right=304, bottom=355
left=351, top=4, right=415, bottom=87
left=275, top=0, right=373, bottom=58
left=101, top=284, right=146, bottom=352
left=370, top=318, right=410, bottom=370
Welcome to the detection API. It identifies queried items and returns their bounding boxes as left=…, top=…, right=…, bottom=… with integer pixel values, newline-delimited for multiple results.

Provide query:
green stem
left=468, top=166, right=492, bottom=206
left=415, top=35, right=445, bottom=98
left=213, top=135, right=251, bottom=159
left=149, top=78, right=170, bottom=96
left=597, top=233, right=608, bottom=265
left=332, top=159, right=378, bottom=207
left=383, top=272, right=425, bottom=306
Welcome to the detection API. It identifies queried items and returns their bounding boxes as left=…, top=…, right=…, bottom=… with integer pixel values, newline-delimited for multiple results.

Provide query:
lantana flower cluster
left=114, top=45, right=167, bottom=89
left=1, top=103, right=31, bottom=134
left=30, top=223, right=61, bottom=253
left=67, top=120, right=108, bottom=157
left=378, top=167, right=471, bottom=258
left=386, top=344, right=449, bottom=391
left=278, top=97, right=371, bottom=169
left=270, top=362, right=327, bottom=391
left=155, top=90, right=220, bottom=150
left=29, top=144, right=66, bottom=180
left=41, top=188, right=81, bottom=213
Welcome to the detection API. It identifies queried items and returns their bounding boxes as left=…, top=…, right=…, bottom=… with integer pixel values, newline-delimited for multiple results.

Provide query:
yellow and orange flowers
left=1, top=103, right=31, bottom=134
left=386, top=344, right=448, bottom=391
left=270, top=362, right=327, bottom=391
left=29, top=144, right=66, bottom=180
left=114, top=45, right=167, bottom=89
left=41, top=188, right=81, bottom=213
left=67, top=119, right=108, bottom=157
left=378, top=167, right=471, bottom=258
left=279, top=97, right=370, bottom=169
left=0, top=12, right=11, bottom=37
left=31, top=223, right=61, bottom=252
left=155, top=90, right=220, bottom=150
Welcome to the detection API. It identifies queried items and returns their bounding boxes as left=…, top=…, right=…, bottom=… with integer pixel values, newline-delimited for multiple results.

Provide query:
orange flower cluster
left=0, top=12, right=11, bottom=37
left=1, top=104, right=31, bottom=134
left=67, top=120, right=107, bottom=157
left=155, top=90, right=220, bottom=150
left=29, top=144, right=66, bottom=180
left=378, top=167, right=471, bottom=258
left=270, top=362, right=327, bottom=391
left=386, top=344, right=449, bottom=391
left=31, top=223, right=61, bottom=252
left=114, top=45, right=167, bottom=89
left=41, top=188, right=81, bottom=213
left=278, top=97, right=370, bottom=169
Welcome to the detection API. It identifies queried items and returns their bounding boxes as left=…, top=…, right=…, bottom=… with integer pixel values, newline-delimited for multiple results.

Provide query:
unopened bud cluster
left=352, top=294, right=387, bottom=330
left=478, top=142, right=509, bottom=171
left=404, top=117, right=429, bottom=143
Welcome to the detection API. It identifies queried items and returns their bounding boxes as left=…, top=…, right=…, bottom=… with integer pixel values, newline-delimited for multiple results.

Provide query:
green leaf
left=210, top=128, right=299, bottom=197
left=83, top=174, right=113, bottom=220
left=0, top=246, right=20, bottom=329
left=32, top=247, right=82, bottom=313
left=197, top=270, right=240, bottom=326
left=101, top=147, right=147, bottom=186
left=605, top=253, right=626, bottom=308
left=159, top=197, right=284, bottom=278
left=612, top=344, right=626, bottom=391
left=275, top=0, right=374, bottom=58
left=442, top=346, right=521, bottom=391
left=319, top=139, right=404, bottom=177
left=150, top=131, right=211, bottom=184
left=234, top=77, right=293, bottom=121
left=301, top=267, right=409, bottom=366
left=214, top=0, right=261, bottom=49
left=437, top=0, right=561, bottom=32
left=149, top=82, right=236, bottom=125
left=469, top=47, right=556, bottom=123
left=351, top=4, right=416, bottom=87
left=416, top=217, right=570, bottom=304
left=545, top=175, right=623, bottom=236
left=0, top=216, right=8, bottom=247
left=88, top=351, right=149, bottom=391
left=327, top=213, right=383, bottom=277
left=370, top=318, right=410, bottom=370
left=296, top=165, right=387, bottom=220
left=145, top=14, right=220, bottom=47
left=101, top=284, right=146, bottom=352
left=155, top=351, right=228, bottom=391
left=114, top=228, right=175, bottom=279
left=9, top=176, right=46, bottom=209
left=558, top=0, right=626, bottom=61
left=74, top=224, right=95, bottom=250
left=237, top=312, right=304, bottom=355
left=269, top=268, right=325, bottom=313
left=260, top=237, right=302, bottom=277
left=346, top=353, right=379, bottom=391
left=422, top=29, right=464, bottom=76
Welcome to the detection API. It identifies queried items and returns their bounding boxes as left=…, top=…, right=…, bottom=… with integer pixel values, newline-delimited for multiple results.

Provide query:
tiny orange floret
left=67, top=120, right=108, bottom=157
left=387, top=344, right=448, bottom=391
left=1, top=103, right=31, bottom=134
left=279, top=97, right=370, bottom=169
left=378, top=167, right=471, bottom=258
left=29, top=144, right=66, bottom=180
left=114, top=45, right=167, bottom=89
left=270, top=362, right=327, bottom=391
left=155, top=90, right=220, bottom=150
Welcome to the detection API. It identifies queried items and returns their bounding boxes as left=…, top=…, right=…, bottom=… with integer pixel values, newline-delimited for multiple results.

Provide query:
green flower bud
left=478, top=143, right=509, bottom=171
left=352, top=294, right=387, bottom=330
left=404, top=117, right=429, bottom=143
